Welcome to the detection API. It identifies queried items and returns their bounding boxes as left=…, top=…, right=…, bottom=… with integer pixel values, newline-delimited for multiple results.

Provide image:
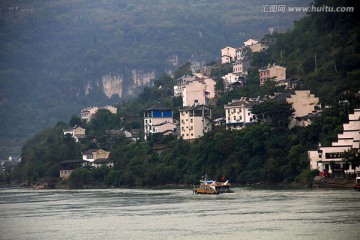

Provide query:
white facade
left=221, top=46, right=237, bottom=64
left=224, top=97, right=259, bottom=130
left=82, top=149, right=110, bottom=163
left=179, top=73, right=216, bottom=107
left=222, top=73, right=241, bottom=92
left=244, top=39, right=258, bottom=46
left=180, top=105, right=212, bottom=140
left=174, top=75, right=196, bottom=97
left=144, top=105, right=174, bottom=140
left=308, top=109, right=360, bottom=176
left=63, top=126, right=86, bottom=142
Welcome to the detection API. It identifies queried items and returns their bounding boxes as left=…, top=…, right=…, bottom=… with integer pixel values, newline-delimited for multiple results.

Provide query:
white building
left=308, top=109, right=360, bottom=177
left=221, top=46, right=237, bottom=64
left=181, top=73, right=216, bottom=107
left=224, top=97, right=260, bottom=130
left=180, top=105, right=212, bottom=140
left=222, top=73, right=242, bottom=92
left=144, top=104, right=175, bottom=140
left=244, top=39, right=258, bottom=46
left=174, top=75, right=196, bottom=97
left=63, top=126, right=86, bottom=142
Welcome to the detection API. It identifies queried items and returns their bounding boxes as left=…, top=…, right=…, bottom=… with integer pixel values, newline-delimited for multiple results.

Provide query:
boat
left=193, top=180, right=234, bottom=194
left=355, top=177, right=360, bottom=191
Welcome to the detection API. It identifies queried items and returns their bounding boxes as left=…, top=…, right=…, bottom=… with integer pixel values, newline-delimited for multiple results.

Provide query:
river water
left=0, top=187, right=359, bottom=240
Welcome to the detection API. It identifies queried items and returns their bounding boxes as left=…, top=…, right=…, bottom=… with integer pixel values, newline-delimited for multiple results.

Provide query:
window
left=233, top=116, right=236, bottom=120
left=190, top=119, right=193, bottom=123
left=149, top=119, right=152, bottom=123
left=145, top=120, right=148, bottom=124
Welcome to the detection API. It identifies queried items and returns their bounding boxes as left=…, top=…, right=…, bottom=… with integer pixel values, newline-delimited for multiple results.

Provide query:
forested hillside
left=0, top=0, right=308, bottom=157
left=3, top=0, right=360, bottom=188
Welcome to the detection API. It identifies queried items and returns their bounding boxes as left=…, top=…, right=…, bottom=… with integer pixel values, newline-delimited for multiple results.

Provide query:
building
left=259, top=64, right=286, bottom=86
left=81, top=105, right=117, bottom=122
left=222, top=73, right=243, bottom=92
left=63, top=126, right=86, bottom=142
left=308, top=109, right=360, bottom=177
left=221, top=46, right=237, bottom=64
left=224, top=97, right=260, bottom=130
left=82, top=149, right=110, bottom=163
left=143, top=104, right=174, bottom=140
left=286, top=90, right=320, bottom=129
left=175, top=73, right=216, bottom=107
left=248, top=42, right=268, bottom=52
left=244, top=39, right=259, bottom=46
left=179, top=105, right=212, bottom=140
left=174, top=75, right=196, bottom=97
left=232, top=58, right=251, bottom=76
left=59, top=159, right=89, bottom=179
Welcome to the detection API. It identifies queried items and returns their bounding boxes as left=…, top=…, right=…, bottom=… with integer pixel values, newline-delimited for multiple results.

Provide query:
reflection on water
left=0, top=187, right=359, bottom=240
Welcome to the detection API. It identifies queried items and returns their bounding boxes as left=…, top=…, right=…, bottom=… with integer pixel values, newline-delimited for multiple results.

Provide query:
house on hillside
left=222, top=73, right=243, bottom=92
left=59, top=159, right=89, bottom=179
left=221, top=46, right=237, bottom=64
left=179, top=105, right=212, bottom=141
left=232, top=58, right=251, bottom=76
left=63, top=126, right=86, bottom=142
left=244, top=39, right=259, bottom=46
left=81, top=105, right=117, bottom=122
left=82, top=149, right=110, bottom=164
left=224, top=97, right=260, bottom=130
left=249, top=42, right=268, bottom=52
left=308, top=109, right=360, bottom=178
left=174, top=75, right=196, bottom=97
left=143, top=104, right=175, bottom=140
left=259, top=64, right=286, bottom=86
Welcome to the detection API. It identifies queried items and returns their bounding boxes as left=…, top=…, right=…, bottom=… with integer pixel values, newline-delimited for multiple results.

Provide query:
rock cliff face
left=101, top=74, right=124, bottom=98
left=126, top=69, right=155, bottom=96
left=85, top=69, right=156, bottom=99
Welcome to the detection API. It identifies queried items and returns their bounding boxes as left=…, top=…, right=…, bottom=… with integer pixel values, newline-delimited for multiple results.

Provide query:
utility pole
left=315, top=52, right=317, bottom=71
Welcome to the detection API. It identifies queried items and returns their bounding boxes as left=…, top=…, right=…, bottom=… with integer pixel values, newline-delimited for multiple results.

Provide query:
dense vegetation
left=2, top=0, right=360, bottom=188
left=0, top=0, right=308, bottom=153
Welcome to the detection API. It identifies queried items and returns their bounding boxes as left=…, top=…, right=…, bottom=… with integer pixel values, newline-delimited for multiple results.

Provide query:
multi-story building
left=174, top=75, right=196, bottom=97
left=308, top=109, right=360, bottom=177
left=179, top=105, right=212, bottom=140
left=232, top=58, right=251, bottom=76
left=259, top=64, right=286, bottom=86
left=143, top=104, right=174, bottom=140
left=224, top=97, right=260, bottom=130
left=221, top=46, right=237, bottom=64
left=222, top=73, right=243, bottom=92
left=180, top=73, right=216, bottom=107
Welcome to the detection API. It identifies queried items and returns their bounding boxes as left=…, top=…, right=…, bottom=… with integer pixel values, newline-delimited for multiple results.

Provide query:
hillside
left=3, top=0, right=359, bottom=188
left=0, top=0, right=309, bottom=158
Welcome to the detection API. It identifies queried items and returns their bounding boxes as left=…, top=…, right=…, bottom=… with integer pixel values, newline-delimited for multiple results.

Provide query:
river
left=0, top=187, right=359, bottom=240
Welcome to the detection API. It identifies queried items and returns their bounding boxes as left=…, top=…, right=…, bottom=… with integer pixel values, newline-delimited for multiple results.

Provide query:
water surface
left=0, top=187, right=359, bottom=239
